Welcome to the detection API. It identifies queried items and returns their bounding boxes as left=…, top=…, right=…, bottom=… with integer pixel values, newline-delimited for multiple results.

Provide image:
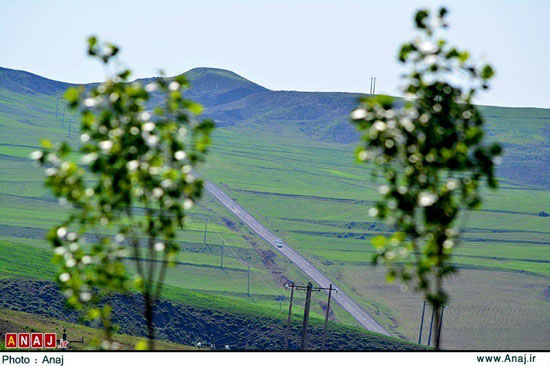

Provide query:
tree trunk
left=144, top=292, right=155, bottom=350
left=433, top=273, right=443, bottom=349
left=433, top=303, right=441, bottom=349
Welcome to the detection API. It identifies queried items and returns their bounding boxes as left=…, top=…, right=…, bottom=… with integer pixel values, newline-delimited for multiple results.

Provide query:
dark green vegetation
left=0, top=279, right=419, bottom=350
left=0, top=307, right=195, bottom=350
left=0, top=65, right=549, bottom=349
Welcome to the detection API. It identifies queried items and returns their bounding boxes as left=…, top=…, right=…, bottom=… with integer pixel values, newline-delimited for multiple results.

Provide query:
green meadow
left=1, top=67, right=549, bottom=349
left=198, top=122, right=550, bottom=349
left=0, top=86, right=361, bottom=335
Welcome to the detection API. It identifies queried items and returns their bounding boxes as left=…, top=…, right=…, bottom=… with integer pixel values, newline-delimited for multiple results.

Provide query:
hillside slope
left=0, top=279, right=420, bottom=351
left=1, top=65, right=548, bottom=186
left=1, top=66, right=549, bottom=350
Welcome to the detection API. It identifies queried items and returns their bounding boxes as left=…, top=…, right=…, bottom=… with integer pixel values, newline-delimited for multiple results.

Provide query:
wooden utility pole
left=418, top=300, right=426, bottom=344
left=300, top=282, right=313, bottom=351
left=322, top=283, right=336, bottom=350
left=285, top=282, right=295, bottom=350
left=285, top=282, right=329, bottom=350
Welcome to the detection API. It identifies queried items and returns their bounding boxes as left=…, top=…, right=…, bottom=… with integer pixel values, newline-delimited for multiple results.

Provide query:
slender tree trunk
left=101, top=303, right=114, bottom=348
left=433, top=274, right=443, bottom=349
left=433, top=303, right=441, bottom=349
left=144, top=292, right=155, bottom=350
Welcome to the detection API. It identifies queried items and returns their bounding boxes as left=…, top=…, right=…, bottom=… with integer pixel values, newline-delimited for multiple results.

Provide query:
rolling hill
left=2, top=66, right=549, bottom=186
left=0, top=66, right=549, bottom=349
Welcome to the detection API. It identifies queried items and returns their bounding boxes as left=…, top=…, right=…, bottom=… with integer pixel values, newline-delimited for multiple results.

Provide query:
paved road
left=204, top=180, right=391, bottom=336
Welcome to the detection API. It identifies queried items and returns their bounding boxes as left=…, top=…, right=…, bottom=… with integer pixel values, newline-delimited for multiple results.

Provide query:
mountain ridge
left=1, top=65, right=550, bottom=186
left=0, top=65, right=368, bottom=142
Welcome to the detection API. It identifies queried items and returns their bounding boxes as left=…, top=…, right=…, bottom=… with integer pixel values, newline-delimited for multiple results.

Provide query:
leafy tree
left=350, top=8, right=502, bottom=349
left=33, top=37, right=214, bottom=349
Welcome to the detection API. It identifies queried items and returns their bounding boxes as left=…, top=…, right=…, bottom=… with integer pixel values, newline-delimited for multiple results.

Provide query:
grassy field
left=0, top=81, right=363, bottom=345
left=1, top=67, right=549, bottom=349
left=196, top=124, right=550, bottom=349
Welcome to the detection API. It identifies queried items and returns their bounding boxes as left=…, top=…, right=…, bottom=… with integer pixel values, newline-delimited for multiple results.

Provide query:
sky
left=1, top=0, right=549, bottom=108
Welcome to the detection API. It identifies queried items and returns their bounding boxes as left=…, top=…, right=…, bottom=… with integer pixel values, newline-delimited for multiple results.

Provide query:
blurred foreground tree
left=33, top=37, right=214, bottom=349
left=350, top=8, right=501, bottom=349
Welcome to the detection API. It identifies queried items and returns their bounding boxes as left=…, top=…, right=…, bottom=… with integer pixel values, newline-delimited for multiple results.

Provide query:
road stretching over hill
left=204, top=180, right=391, bottom=336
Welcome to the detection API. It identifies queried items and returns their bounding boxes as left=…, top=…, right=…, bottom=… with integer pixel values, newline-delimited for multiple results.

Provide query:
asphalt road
left=204, top=180, right=391, bottom=336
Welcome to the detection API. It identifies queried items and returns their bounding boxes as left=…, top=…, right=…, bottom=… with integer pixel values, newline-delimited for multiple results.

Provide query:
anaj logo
left=5, top=333, right=63, bottom=349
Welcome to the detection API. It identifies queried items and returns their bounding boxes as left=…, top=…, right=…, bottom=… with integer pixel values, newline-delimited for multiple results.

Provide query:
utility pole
left=369, top=77, right=373, bottom=94
left=247, top=266, right=250, bottom=297
left=322, top=284, right=337, bottom=351
left=285, top=282, right=295, bottom=350
left=220, top=246, right=224, bottom=269
left=300, top=282, right=313, bottom=351
left=369, top=76, right=377, bottom=95
left=418, top=300, right=426, bottom=344
left=68, top=118, right=71, bottom=138
left=55, top=98, right=59, bottom=119
left=61, top=107, right=65, bottom=128
left=285, top=282, right=328, bottom=350
left=427, top=305, right=435, bottom=347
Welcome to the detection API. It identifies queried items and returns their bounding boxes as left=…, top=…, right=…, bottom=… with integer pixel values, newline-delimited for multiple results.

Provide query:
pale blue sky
left=1, top=0, right=548, bottom=108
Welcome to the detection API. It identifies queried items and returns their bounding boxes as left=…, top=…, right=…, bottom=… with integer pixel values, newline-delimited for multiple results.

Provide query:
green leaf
left=65, top=87, right=81, bottom=106
left=398, top=44, right=415, bottom=62
left=481, top=64, right=494, bottom=80
left=414, top=9, right=429, bottom=29
left=372, top=235, right=387, bottom=248
left=40, top=139, right=53, bottom=149
left=459, top=51, right=470, bottom=63
left=188, top=102, right=203, bottom=115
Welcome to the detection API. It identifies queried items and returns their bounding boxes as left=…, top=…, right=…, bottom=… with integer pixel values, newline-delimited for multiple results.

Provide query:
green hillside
left=0, top=66, right=549, bottom=350
left=0, top=308, right=195, bottom=350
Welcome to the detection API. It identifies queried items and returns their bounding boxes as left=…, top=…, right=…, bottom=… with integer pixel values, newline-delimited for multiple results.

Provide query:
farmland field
left=0, top=72, right=364, bottom=343
left=0, top=66, right=549, bottom=349
left=198, top=125, right=550, bottom=349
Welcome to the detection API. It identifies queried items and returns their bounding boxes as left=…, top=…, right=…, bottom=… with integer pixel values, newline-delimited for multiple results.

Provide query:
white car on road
left=276, top=239, right=284, bottom=248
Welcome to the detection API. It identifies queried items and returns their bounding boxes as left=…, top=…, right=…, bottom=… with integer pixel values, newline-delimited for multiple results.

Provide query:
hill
left=0, top=308, right=195, bottom=350
left=0, top=66, right=549, bottom=349
left=0, top=279, right=420, bottom=350
left=0, top=67, right=73, bottom=96
left=1, top=66, right=548, bottom=186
